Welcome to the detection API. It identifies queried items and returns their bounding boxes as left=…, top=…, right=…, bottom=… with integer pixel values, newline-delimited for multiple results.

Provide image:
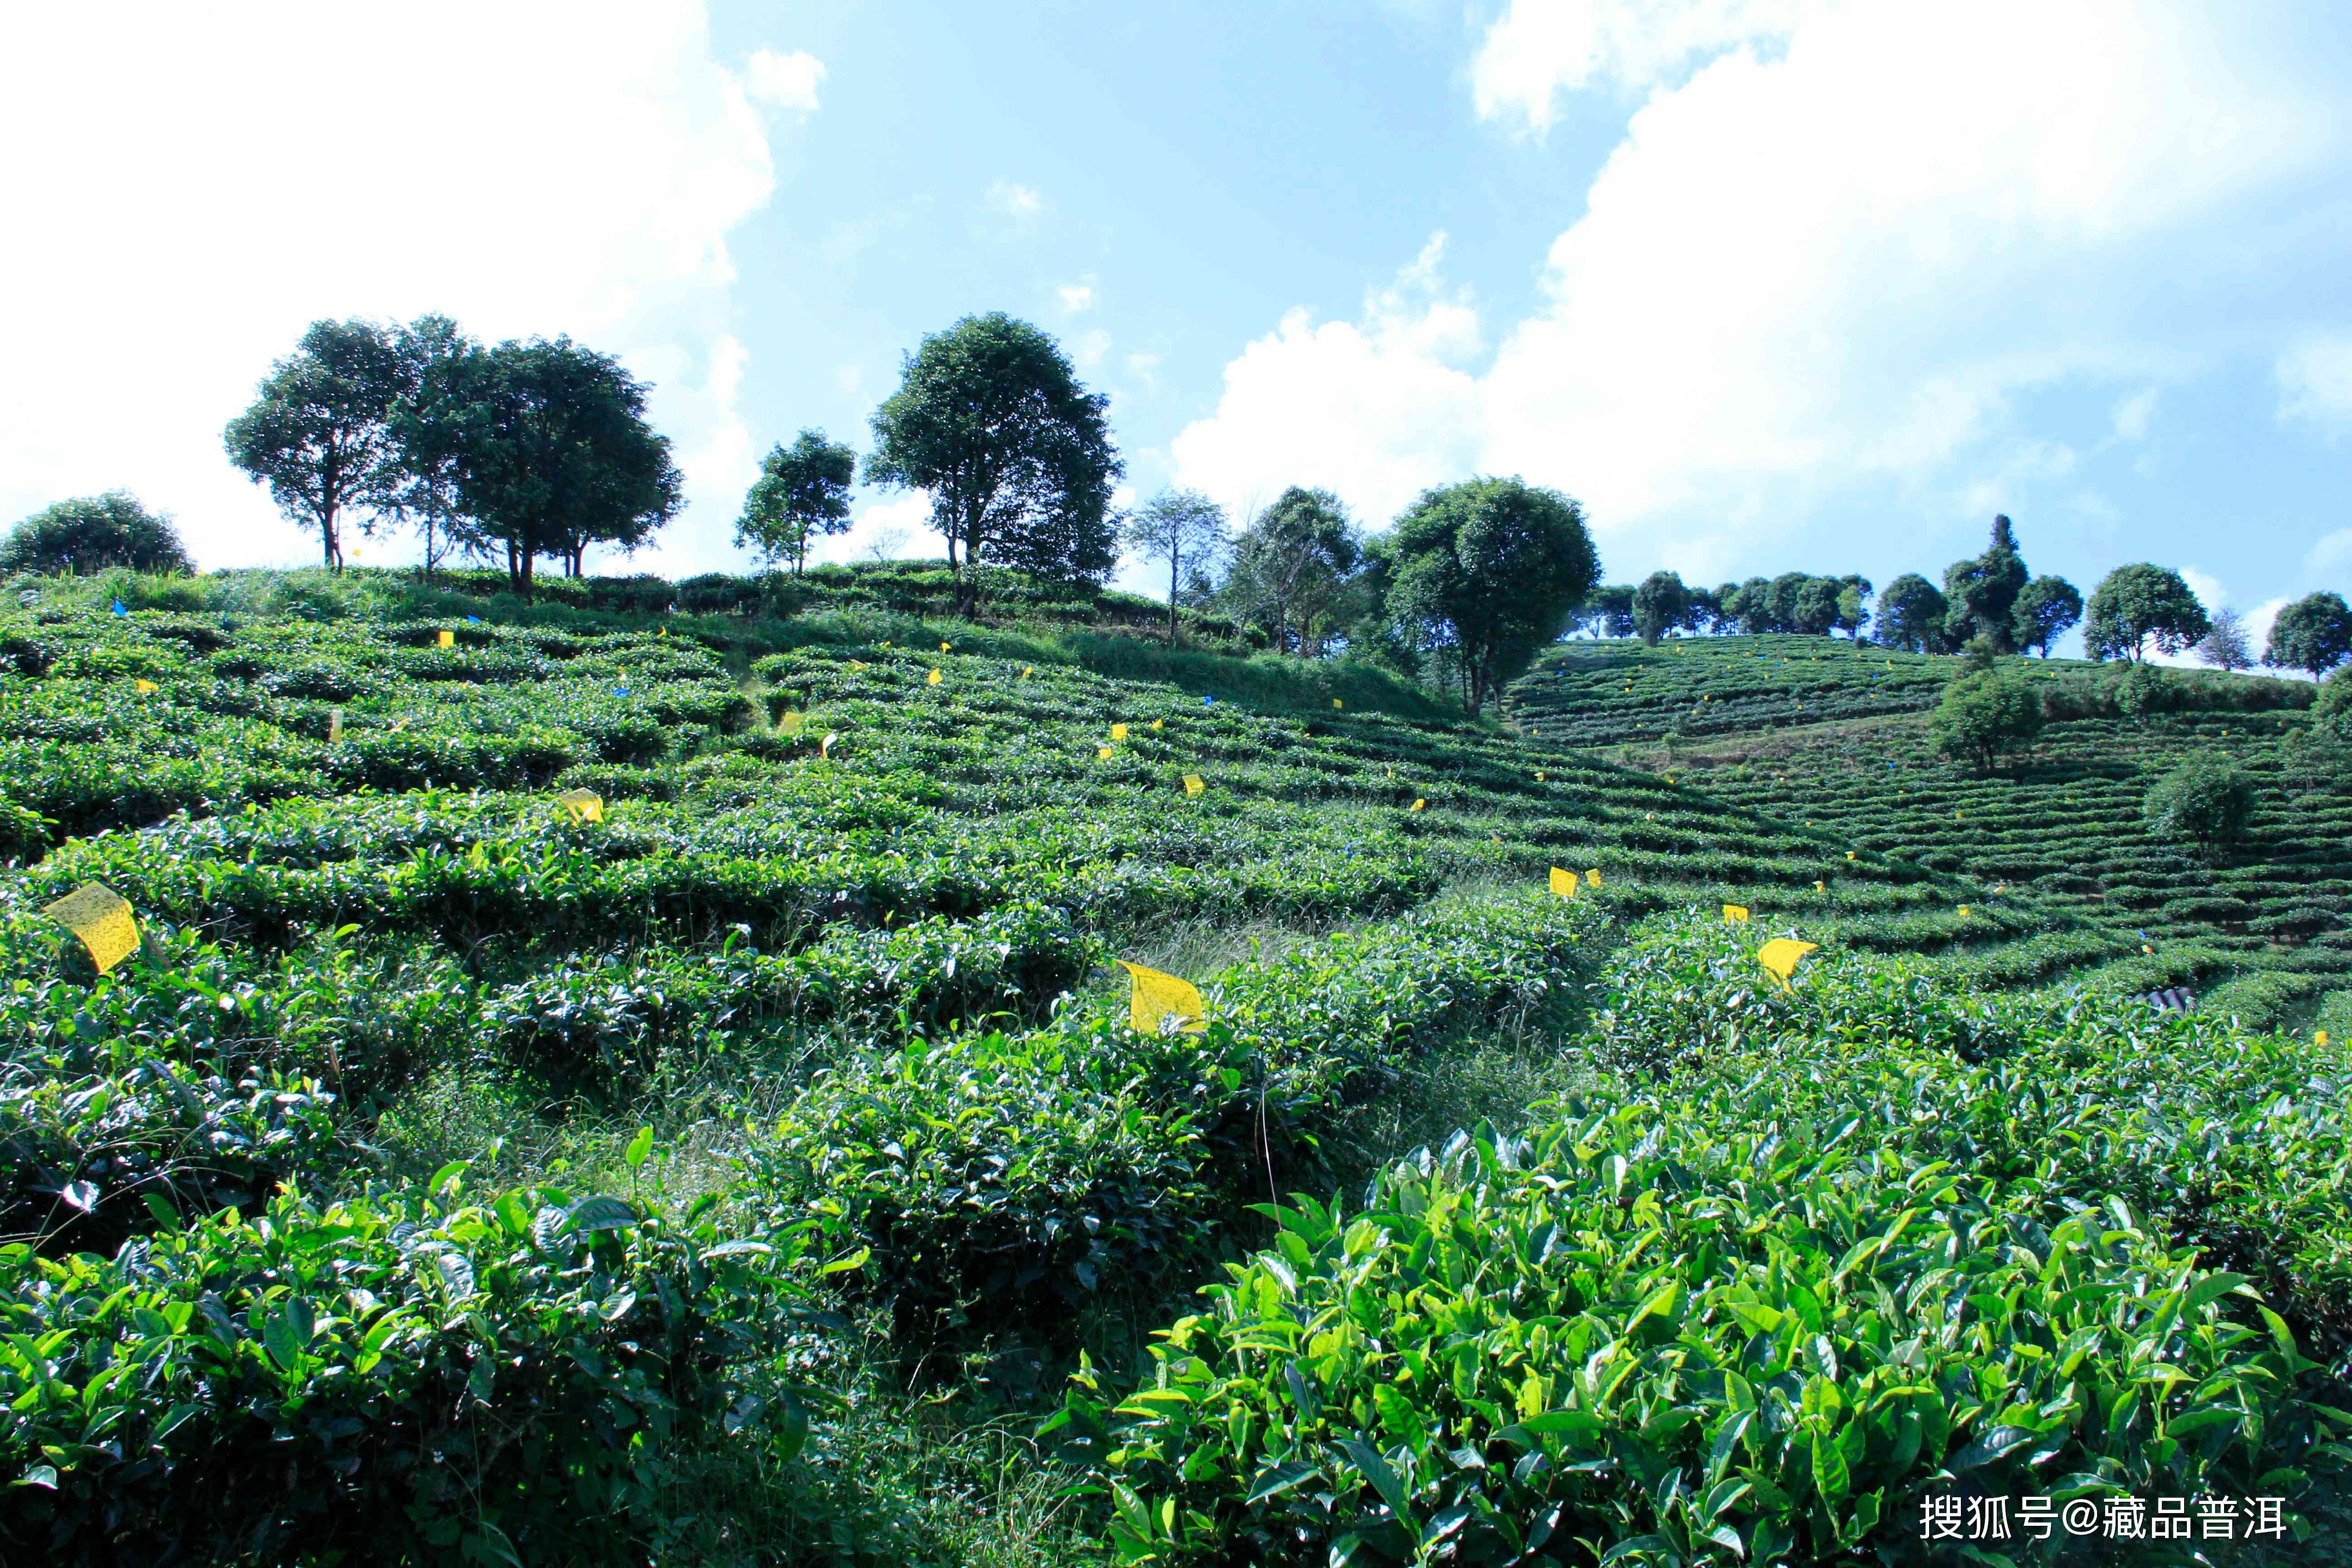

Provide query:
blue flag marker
left=110, top=600, right=128, bottom=616
left=465, top=615, right=482, bottom=624
left=1202, top=694, right=1215, bottom=706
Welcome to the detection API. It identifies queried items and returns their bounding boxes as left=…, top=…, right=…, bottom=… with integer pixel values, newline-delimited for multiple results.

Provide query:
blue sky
left=5, top=1, right=2350, bottom=655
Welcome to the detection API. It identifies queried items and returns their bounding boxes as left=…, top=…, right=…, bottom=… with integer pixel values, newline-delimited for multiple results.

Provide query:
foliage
left=1124, top=489, right=1230, bottom=644
left=2011, top=573, right=2083, bottom=657
left=1576, top=584, right=1636, bottom=639
left=2085, top=563, right=2210, bottom=662
left=222, top=318, right=412, bottom=571
left=1942, top=513, right=2030, bottom=653
left=1383, top=477, right=1598, bottom=713
left=736, top=429, right=858, bottom=574
left=1928, top=666, right=2045, bottom=774
left=1873, top=573, right=1950, bottom=654
left=2267, top=591, right=2352, bottom=679
left=2199, top=605, right=2255, bottom=671
left=0, top=493, right=193, bottom=577
left=1218, top=487, right=1362, bottom=658
left=2142, top=755, right=2256, bottom=853
left=864, top=313, right=1121, bottom=610
left=1631, top=570, right=1688, bottom=647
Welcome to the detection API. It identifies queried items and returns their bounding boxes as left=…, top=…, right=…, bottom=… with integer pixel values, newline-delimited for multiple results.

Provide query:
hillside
left=3, top=570, right=2348, bottom=1565
left=1506, top=633, right=2352, bottom=1028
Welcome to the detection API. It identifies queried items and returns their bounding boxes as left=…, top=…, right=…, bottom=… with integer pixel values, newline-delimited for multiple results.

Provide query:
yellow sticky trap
left=328, top=707, right=343, bottom=743
left=1332, top=698, right=1343, bottom=709
left=1535, top=771, right=1546, bottom=781
left=1111, top=724, right=1129, bottom=740
left=558, top=789, right=604, bottom=823
left=1814, top=880, right=1826, bottom=893
left=1151, top=719, right=1164, bottom=730
left=940, top=641, right=951, bottom=654
left=778, top=710, right=805, bottom=736
left=1410, top=799, right=1426, bottom=812
left=821, top=732, right=838, bottom=758
left=1585, top=869, right=1602, bottom=887
left=1956, top=906, right=1971, bottom=917
left=1724, top=904, right=1750, bottom=924
left=2141, top=944, right=2153, bottom=954
left=848, top=660, right=868, bottom=671
left=1096, top=745, right=1115, bottom=761
left=43, top=883, right=140, bottom=975
left=1022, top=666, right=1034, bottom=678
left=1846, top=851, right=1857, bottom=861
left=927, top=668, right=943, bottom=686
left=1550, top=867, right=1578, bottom=899
left=1118, top=960, right=1206, bottom=1034
left=2319, top=1029, right=2330, bottom=1049
left=1182, top=774, right=1204, bottom=796
left=437, top=629, right=455, bottom=649
left=134, top=678, right=158, bottom=694
left=1757, top=938, right=1818, bottom=989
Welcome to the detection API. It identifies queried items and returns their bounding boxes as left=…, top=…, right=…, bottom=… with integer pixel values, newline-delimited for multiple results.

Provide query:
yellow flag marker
left=1182, top=774, right=1204, bottom=796
left=1814, top=880, right=1825, bottom=893
left=941, top=641, right=951, bottom=653
left=1111, top=723, right=1129, bottom=740
left=1535, top=771, right=1547, bottom=781
left=1118, top=960, right=1206, bottom=1034
left=927, top=668, right=943, bottom=685
left=1022, top=665, right=1034, bottom=678
left=1756, top=938, right=1818, bottom=989
left=1846, top=851, right=1857, bottom=861
left=2318, top=1029, right=2329, bottom=1049
left=821, top=732, right=838, bottom=758
left=1956, top=906, right=1971, bottom=917
left=1724, top=904, right=1750, bottom=924
left=134, top=678, right=159, bottom=695
left=328, top=707, right=343, bottom=743
left=2142, top=944, right=2153, bottom=954
left=1332, top=698, right=1343, bottom=709
left=1586, top=868, right=1602, bottom=887
left=1550, top=867, right=1578, bottom=899
left=437, top=629, right=455, bottom=649
left=1410, top=799, right=1426, bottom=812
left=558, top=788, right=604, bottom=824
left=43, top=883, right=140, bottom=975
left=1151, top=718, right=1164, bottom=730
left=1096, top=744, right=1115, bottom=760
left=778, top=710, right=805, bottom=736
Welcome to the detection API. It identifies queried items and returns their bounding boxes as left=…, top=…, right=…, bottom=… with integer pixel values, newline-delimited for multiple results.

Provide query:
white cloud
left=0, top=2, right=817, bottom=573
left=1125, top=352, right=1161, bottom=388
left=1057, top=279, right=1098, bottom=313
left=806, top=493, right=941, bottom=567
left=2308, top=526, right=2352, bottom=581
left=2178, top=565, right=2226, bottom=608
left=2112, top=385, right=2160, bottom=441
left=743, top=48, right=824, bottom=116
left=1178, top=0, right=2342, bottom=571
left=2277, top=337, right=2352, bottom=432
left=987, top=181, right=1045, bottom=219
left=1072, top=329, right=1113, bottom=370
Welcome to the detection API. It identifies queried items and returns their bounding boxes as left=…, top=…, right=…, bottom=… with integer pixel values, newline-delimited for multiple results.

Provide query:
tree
left=2011, top=574, right=2082, bottom=657
left=2142, top=755, right=2253, bottom=854
left=864, top=313, right=1121, bottom=614
left=1943, top=514, right=2031, bottom=652
left=407, top=336, right=682, bottom=598
left=1929, top=669, right=2045, bottom=774
left=1765, top=572, right=1811, bottom=634
left=1578, top=584, right=1636, bottom=638
left=1684, top=583, right=1724, bottom=635
left=381, top=315, right=480, bottom=583
left=1220, top=488, right=1360, bottom=655
left=2264, top=591, right=2352, bottom=678
left=1632, top=570, right=1690, bottom=646
left=2196, top=606, right=2254, bottom=672
left=223, top=318, right=411, bottom=569
left=0, top=492, right=192, bottom=576
left=1384, top=476, right=1599, bottom=713
left=736, top=430, right=857, bottom=574
left=2083, top=564, right=2209, bottom=662
left=1792, top=576, right=1843, bottom=636
left=1876, top=573, right=1950, bottom=652
left=1833, top=575, right=1873, bottom=638
left=1122, top=489, right=1229, bottom=643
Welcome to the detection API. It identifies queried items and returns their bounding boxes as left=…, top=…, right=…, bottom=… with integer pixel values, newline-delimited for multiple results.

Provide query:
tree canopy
left=2084, top=563, right=2209, bottom=662
left=2011, top=574, right=2083, bottom=657
left=2264, top=591, right=2352, bottom=678
left=2196, top=606, right=2254, bottom=672
left=1123, top=489, right=1229, bottom=644
left=864, top=313, right=1120, bottom=612
left=1875, top=573, right=1950, bottom=653
left=1631, top=570, right=1689, bottom=646
left=1383, top=476, right=1598, bottom=712
left=1929, top=668, right=2045, bottom=774
left=736, top=430, right=857, bottom=574
left=223, top=318, right=410, bottom=570
left=0, top=492, right=193, bottom=577
left=1220, top=488, right=1361, bottom=657
left=1943, top=514, right=2030, bottom=652
left=406, top=336, right=681, bottom=596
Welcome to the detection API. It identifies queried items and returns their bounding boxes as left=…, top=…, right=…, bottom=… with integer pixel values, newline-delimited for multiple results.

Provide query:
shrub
left=2143, top=755, right=2254, bottom=853
left=0, top=494, right=193, bottom=577
left=1926, top=669, right=2043, bottom=774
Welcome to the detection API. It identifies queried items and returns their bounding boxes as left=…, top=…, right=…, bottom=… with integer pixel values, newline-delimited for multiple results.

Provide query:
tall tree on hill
left=0, top=492, right=193, bottom=576
left=1578, top=584, right=1636, bottom=637
left=736, top=430, right=857, bottom=574
left=2011, top=574, right=2083, bottom=657
left=2264, top=591, right=2352, bottom=678
left=406, top=336, right=682, bottom=597
left=1792, top=576, right=1844, bottom=636
left=1385, top=476, right=1598, bottom=713
left=1833, top=575, right=1873, bottom=638
left=1123, top=488, right=1229, bottom=644
left=1632, top=569, right=1690, bottom=646
left=864, top=313, right=1121, bottom=614
left=1764, top=572, right=1811, bottom=633
left=1221, top=487, right=1360, bottom=656
left=2196, top=607, right=2254, bottom=672
left=1683, top=583, right=1724, bottom=635
left=1876, top=573, right=1950, bottom=653
left=1943, top=514, right=2031, bottom=652
left=382, top=314, right=478, bottom=583
left=223, top=318, right=411, bottom=570
left=2084, top=564, right=2209, bottom=662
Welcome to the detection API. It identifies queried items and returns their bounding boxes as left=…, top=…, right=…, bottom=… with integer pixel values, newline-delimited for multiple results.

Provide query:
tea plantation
left=4, top=572, right=2348, bottom=1565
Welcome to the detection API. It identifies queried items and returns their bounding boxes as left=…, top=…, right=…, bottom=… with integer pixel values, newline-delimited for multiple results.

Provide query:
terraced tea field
left=5, top=570, right=2348, bottom=1565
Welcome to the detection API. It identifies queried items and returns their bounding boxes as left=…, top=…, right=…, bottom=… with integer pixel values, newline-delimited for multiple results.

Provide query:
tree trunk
left=322, top=503, right=340, bottom=571
left=519, top=549, right=535, bottom=603
left=1167, top=555, right=1180, bottom=645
